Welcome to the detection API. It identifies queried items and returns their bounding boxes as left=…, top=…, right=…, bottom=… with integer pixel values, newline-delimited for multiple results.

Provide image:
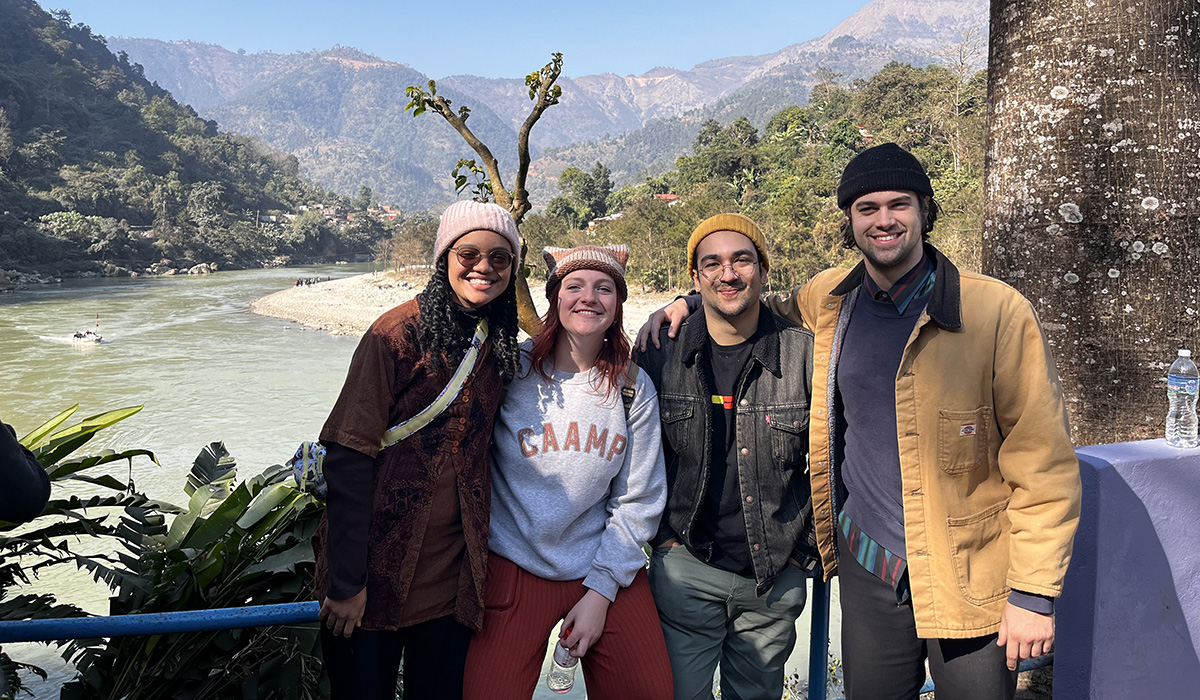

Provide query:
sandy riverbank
left=249, top=269, right=681, bottom=338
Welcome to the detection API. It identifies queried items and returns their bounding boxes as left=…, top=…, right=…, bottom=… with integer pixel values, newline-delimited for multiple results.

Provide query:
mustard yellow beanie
left=686, top=213, right=768, bottom=271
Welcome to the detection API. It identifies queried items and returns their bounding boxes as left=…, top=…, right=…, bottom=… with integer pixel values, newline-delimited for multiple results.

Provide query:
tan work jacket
left=768, top=246, right=1081, bottom=638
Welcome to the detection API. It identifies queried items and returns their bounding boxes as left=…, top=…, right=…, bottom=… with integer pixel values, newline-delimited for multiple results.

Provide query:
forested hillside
left=603, top=61, right=988, bottom=289
left=525, top=35, right=960, bottom=202
left=0, top=1, right=379, bottom=275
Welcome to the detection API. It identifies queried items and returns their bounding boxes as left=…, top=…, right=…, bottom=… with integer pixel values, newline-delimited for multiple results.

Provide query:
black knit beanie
left=836, top=143, right=934, bottom=209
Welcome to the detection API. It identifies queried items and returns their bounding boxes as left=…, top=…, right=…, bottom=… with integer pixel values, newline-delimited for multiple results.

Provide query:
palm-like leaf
left=48, top=448, right=158, bottom=481
left=183, top=442, right=237, bottom=499
left=31, top=406, right=144, bottom=468
left=17, top=404, right=79, bottom=449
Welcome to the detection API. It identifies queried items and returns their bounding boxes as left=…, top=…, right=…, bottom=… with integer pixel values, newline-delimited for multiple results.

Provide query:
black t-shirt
left=698, top=335, right=754, bottom=576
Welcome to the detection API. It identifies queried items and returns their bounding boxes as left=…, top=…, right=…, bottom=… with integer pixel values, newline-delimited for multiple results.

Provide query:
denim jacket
left=637, top=304, right=818, bottom=594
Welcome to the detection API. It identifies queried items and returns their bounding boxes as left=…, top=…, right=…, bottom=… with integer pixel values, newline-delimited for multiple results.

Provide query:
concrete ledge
left=1056, top=440, right=1200, bottom=699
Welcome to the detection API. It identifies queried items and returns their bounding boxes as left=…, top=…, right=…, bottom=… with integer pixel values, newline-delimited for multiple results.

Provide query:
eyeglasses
left=697, top=257, right=759, bottom=282
left=450, top=246, right=515, bottom=271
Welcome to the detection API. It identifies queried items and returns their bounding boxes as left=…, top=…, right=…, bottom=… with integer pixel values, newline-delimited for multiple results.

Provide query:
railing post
left=807, top=571, right=831, bottom=700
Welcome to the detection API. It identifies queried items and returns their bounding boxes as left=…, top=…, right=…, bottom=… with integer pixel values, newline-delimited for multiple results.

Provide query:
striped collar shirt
left=863, top=254, right=936, bottom=315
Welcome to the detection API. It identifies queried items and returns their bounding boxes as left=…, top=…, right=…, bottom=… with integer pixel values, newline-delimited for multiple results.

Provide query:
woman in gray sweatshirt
left=463, top=245, right=672, bottom=700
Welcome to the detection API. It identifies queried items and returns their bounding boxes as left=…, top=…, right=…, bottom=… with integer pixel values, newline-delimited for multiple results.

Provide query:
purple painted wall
left=1057, top=440, right=1200, bottom=699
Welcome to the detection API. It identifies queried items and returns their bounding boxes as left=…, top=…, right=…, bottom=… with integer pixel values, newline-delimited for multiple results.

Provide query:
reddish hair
left=527, top=283, right=631, bottom=401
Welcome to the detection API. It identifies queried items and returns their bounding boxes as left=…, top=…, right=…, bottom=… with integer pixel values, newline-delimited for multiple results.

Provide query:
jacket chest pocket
left=768, top=408, right=809, bottom=473
left=660, top=398, right=696, bottom=453
left=937, top=407, right=993, bottom=476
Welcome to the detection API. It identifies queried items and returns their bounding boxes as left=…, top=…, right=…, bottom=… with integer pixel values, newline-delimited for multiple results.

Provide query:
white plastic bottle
left=547, top=641, right=579, bottom=694
left=1166, top=349, right=1199, bottom=448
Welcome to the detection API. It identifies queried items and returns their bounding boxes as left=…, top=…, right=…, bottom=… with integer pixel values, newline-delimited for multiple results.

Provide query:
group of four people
left=314, top=143, right=1082, bottom=700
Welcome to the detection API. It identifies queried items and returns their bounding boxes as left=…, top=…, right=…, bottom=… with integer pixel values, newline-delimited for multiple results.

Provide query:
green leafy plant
left=451, top=159, right=492, bottom=202
left=0, top=405, right=161, bottom=698
left=0, top=407, right=328, bottom=699
left=61, top=455, right=325, bottom=700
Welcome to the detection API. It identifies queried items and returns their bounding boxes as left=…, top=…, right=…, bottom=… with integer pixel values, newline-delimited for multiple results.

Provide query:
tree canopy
left=511, top=61, right=988, bottom=293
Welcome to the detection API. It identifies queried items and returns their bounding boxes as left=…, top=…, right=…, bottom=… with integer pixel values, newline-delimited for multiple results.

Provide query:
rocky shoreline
left=2, top=253, right=371, bottom=290
left=1, top=269, right=61, bottom=290
left=249, top=269, right=679, bottom=338
left=249, top=270, right=426, bottom=336
left=1, top=261, right=222, bottom=291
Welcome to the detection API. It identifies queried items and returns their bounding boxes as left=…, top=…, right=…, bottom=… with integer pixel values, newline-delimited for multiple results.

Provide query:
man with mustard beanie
left=636, top=213, right=819, bottom=700
left=639, top=144, right=1081, bottom=700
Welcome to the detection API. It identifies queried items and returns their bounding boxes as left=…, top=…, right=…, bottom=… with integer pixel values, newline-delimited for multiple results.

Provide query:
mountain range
left=107, top=0, right=988, bottom=209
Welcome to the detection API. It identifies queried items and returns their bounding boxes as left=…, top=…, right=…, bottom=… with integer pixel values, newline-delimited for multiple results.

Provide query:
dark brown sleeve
left=0, top=422, right=51, bottom=524
left=322, top=441, right=375, bottom=600
left=320, top=322, right=414, bottom=458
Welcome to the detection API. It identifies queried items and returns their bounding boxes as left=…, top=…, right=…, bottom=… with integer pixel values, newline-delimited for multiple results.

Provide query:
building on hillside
left=587, top=212, right=624, bottom=234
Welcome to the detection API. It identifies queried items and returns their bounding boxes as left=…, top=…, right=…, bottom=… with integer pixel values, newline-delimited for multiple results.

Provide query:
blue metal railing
left=0, top=578, right=1045, bottom=699
left=0, top=601, right=320, bottom=644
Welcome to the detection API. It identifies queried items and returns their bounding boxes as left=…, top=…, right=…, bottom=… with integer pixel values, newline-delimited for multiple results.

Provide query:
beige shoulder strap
left=381, top=319, right=488, bottom=449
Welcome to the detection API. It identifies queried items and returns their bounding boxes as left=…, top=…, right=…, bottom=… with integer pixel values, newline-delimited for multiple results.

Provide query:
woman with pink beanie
left=314, top=200, right=522, bottom=699
left=464, top=245, right=673, bottom=700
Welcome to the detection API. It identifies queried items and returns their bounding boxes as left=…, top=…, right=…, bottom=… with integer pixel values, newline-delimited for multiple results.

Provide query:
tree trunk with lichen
left=983, top=0, right=1200, bottom=445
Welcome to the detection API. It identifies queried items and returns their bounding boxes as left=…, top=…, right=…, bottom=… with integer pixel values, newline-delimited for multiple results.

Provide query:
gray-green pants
left=648, top=544, right=808, bottom=700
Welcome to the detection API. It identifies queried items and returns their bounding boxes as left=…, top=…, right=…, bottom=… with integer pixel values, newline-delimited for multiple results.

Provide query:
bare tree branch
left=405, top=55, right=566, bottom=336
left=512, top=53, right=564, bottom=221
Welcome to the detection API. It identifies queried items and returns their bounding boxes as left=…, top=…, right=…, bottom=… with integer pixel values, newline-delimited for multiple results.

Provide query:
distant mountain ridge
left=108, top=0, right=988, bottom=208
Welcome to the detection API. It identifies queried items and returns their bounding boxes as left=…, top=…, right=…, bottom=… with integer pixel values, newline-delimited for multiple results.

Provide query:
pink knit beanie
left=434, top=200, right=522, bottom=261
left=543, top=244, right=629, bottom=301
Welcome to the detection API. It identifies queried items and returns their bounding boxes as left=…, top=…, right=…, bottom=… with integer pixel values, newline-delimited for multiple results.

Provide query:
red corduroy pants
left=463, top=554, right=673, bottom=700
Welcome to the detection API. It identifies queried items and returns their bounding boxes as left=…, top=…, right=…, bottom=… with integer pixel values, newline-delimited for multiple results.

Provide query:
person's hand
left=319, top=588, right=367, bottom=638
left=559, top=589, right=612, bottom=658
left=635, top=298, right=693, bottom=352
left=996, top=601, right=1054, bottom=670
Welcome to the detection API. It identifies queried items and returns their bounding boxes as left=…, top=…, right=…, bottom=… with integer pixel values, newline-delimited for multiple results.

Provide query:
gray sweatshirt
left=488, top=343, right=667, bottom=602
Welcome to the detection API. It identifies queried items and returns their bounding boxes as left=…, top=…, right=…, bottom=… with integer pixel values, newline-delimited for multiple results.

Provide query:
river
left=1, top=264, right=371, bottom=697
left=0, top=264, right=373, bottom=496
left=0, top=265, right=841, bottom=698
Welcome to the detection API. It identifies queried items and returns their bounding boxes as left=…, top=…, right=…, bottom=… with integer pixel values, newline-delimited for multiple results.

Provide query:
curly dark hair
left=839, top=195, right=941, bottom=249
left=416, top=254, right=521, bottom=384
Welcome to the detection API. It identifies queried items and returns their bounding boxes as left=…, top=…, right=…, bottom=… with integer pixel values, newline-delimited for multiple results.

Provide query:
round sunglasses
left=450, top=246, right=515, bottom=271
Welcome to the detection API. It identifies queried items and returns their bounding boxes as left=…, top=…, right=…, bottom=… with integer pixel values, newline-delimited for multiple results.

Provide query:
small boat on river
left=71, top=330, right=103, bottom=344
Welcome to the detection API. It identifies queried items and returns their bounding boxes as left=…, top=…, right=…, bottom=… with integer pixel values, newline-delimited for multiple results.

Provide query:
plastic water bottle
left=547, top=640, right=579, bottom=694
left=1166, top=349, right=1199, bottom=448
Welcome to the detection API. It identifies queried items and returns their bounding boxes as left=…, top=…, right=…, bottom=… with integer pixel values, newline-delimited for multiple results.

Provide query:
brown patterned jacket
left=314, top=298, right=503, bottom=631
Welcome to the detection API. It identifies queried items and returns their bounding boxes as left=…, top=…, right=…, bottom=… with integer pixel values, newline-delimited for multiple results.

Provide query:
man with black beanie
left=638, top=143, right=1082, bottom=700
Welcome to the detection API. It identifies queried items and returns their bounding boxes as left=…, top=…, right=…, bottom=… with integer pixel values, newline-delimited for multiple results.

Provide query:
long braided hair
left=416, top=253, right=521, bottom=384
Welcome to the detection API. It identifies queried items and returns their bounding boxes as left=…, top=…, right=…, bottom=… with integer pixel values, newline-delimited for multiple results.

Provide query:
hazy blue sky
left=59, top=0, right=876, bottom=79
